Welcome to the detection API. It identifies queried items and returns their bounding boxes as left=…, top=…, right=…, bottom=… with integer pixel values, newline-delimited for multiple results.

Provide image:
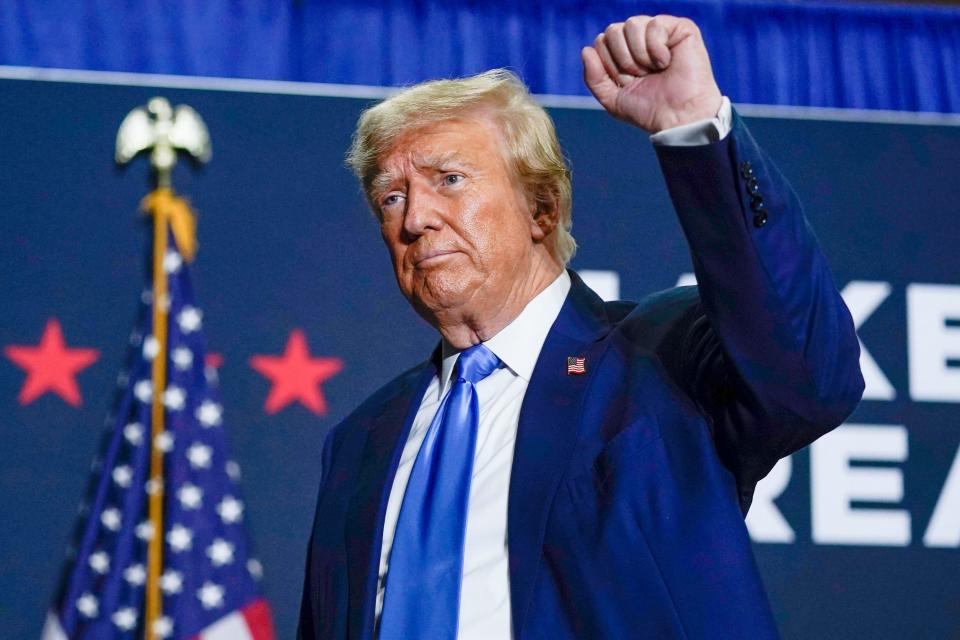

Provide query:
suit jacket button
left=739, top=161, right=754, bottom=178
left=753, top=211, right=769, bottom=227
left=746, top=177, right=760, bottom=195
left=750, top=194, right=764, bottom=211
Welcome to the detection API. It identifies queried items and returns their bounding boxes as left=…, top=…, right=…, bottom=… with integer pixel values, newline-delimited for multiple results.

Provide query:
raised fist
left=582, top=15, right=723, bottom=133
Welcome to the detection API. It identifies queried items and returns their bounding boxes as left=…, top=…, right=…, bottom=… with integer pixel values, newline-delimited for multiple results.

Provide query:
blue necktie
left=379, top=343, right=502, bottom=640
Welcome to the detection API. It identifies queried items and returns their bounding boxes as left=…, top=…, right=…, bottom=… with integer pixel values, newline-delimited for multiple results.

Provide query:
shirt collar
left=439, top=271, right=571, bottom=397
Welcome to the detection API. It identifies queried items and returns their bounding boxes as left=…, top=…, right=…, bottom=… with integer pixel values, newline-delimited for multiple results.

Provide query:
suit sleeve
left=653, top=109, right=864, bottom=509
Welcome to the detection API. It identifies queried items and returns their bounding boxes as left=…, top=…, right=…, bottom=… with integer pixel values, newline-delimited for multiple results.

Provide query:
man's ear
left=529, top=187, right=560, bottom=242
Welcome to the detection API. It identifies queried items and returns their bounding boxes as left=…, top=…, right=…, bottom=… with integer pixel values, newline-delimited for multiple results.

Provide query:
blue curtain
left=2, top=0, right=959, bottom=112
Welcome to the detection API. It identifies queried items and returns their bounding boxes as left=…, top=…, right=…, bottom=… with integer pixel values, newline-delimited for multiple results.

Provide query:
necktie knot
left=454, top=343, right=501, bottom=384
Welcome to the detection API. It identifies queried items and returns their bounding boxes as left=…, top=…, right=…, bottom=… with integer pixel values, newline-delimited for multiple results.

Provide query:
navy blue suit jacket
left=299, top=114, right=865, bottom=639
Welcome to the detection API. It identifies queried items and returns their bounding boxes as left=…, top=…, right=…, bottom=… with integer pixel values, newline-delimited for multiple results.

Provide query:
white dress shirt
left=374, top=271, right=571, bottom=639
left=373, top=100, right=733, bottom=639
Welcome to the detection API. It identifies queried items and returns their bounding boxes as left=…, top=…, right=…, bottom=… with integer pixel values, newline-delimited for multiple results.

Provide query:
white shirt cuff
left=650, top=96, right=732, bottom=146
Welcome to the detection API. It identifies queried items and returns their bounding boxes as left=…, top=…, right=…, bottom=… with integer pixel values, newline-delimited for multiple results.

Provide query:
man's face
left=373, top=114, right=544, bottom=324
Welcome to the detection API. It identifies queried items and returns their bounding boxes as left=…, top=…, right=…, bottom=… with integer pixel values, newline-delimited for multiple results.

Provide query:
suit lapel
left=344, top=357, right=437, bottom=640
left=508, top=271, right=612, bottom=638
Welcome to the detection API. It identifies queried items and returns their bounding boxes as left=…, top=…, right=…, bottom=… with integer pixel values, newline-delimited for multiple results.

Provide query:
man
left=300, top=14, right=864, bottom=640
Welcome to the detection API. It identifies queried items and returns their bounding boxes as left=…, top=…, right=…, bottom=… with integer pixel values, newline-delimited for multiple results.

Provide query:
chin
left=408, top=268, right=482, bottom=314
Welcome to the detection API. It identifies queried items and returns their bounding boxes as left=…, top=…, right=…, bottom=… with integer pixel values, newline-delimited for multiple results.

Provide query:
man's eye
left=443, top=174, right=463, bottom=186
left=382, top=194, right=402, bottom=207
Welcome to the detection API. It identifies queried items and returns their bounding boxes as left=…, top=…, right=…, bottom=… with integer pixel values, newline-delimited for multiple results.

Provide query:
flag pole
left=144, top=193, right=170, bottom=640
left=115, top=96, right=210, bottom=640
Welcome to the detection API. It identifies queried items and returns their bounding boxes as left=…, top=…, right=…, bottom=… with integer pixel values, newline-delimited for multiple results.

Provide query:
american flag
left=566, top=356, right=586, bottom=375
left=42, top=234, right=274, bottom=640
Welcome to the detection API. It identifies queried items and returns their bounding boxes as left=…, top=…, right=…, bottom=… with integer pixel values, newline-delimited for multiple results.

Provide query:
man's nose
left=402, top=183, right=445, bottom=238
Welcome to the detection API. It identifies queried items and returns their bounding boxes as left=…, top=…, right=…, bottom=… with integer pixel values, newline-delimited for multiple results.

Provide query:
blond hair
left=346, top=69, right=576, bottom=264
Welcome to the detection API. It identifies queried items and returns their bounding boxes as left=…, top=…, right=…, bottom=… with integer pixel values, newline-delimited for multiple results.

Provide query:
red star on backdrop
left=4, top=318, right=100, bottom=407
left=249, top=329, right=343, bottom=415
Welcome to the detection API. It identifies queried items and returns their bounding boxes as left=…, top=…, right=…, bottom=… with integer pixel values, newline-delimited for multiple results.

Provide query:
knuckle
left=604, top=22, right=623, bottom=37
left=624, top=16, right=645, bottom=34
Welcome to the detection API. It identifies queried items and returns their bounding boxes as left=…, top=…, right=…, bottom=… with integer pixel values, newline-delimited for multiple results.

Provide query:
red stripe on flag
left=242, top=599, right=275, bottom=640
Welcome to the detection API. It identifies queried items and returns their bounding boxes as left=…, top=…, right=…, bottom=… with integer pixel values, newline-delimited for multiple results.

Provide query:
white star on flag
left=133, top=380, right=153, bottom=403
left=187, top=442, right=213, bottom=469
left=153, top=615, right=174, bottom=639
left=248, top=558, right=263, bottom=580
left=100, top=507, right=121, bottom=531
left=177, top=306, right=203, bottom=333
left=217, top=495, right=244, bottom=524
left=206, top=538, right=235, bottom=567
left=177, top=483, right=203, bottom=510
left=88, top=550, right=110, bottom=574
left=142, top=335, right=159, bottom=360
left=226, top=460, right=241, bottom=481
left=163, top=249, right=183, bottom=274
left=172, top=346, right=194, bottom=370
left=196, top=399, right=223, bottom=428
left=160, top=569, right=183, bottom=595
left=163, top=385, right=186, bottom=411
left=155, top=430, right=175, bottom=452
left=197, top=581, right=225, bottom=610
left=135, top=520, right=155, bottom=541
left=167, top=524, right=193, bottom=552
left=76, top=593, right=98, bottom=618
left=112, top=607, right=138, bottom=631
left=123, top=422, right=144, bottom=446
left=112, top=464, right=133, bottom=488
left=123, top=563, right=146, bottom=586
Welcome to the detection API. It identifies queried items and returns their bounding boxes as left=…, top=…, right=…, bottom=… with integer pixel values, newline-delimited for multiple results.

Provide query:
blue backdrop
left=2, top=0, right=960, bottom=113
left=1, top=73, right=958, bottom=638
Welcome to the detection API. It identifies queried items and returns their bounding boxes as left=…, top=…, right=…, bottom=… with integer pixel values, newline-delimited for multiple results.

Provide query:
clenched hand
left=582, top=15, right=723, bottom=133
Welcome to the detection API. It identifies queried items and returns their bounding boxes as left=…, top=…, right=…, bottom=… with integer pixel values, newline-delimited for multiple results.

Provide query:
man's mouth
left=414, top=249, right=458, bottom=267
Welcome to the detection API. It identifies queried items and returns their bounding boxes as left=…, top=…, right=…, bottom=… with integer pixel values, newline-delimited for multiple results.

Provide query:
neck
left=435, top=253, right=564, bottom=350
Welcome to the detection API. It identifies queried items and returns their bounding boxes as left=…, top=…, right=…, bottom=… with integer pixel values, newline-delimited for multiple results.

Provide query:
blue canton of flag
left=43, top=233, right=274, bottom=640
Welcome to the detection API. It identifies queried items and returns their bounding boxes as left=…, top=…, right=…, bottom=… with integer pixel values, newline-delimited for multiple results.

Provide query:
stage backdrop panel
left=1, top=71, right=958, bottom=639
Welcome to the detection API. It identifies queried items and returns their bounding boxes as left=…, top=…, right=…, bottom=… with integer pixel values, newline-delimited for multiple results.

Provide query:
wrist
left=650, top=96, right=732, bottom=147
left=653, top=91, right=723, bottom=133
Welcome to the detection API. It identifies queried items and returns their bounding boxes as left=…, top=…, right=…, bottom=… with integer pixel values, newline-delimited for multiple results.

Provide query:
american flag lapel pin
left=566, top=356, right=586, bottom=375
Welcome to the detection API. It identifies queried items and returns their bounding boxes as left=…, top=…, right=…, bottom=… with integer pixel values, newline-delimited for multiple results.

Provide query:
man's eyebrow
left=412, top=151, right=475, bottom=170
left=369, top=172, right=396, bottom=197
left=369, top=152, right=477, bottom=196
